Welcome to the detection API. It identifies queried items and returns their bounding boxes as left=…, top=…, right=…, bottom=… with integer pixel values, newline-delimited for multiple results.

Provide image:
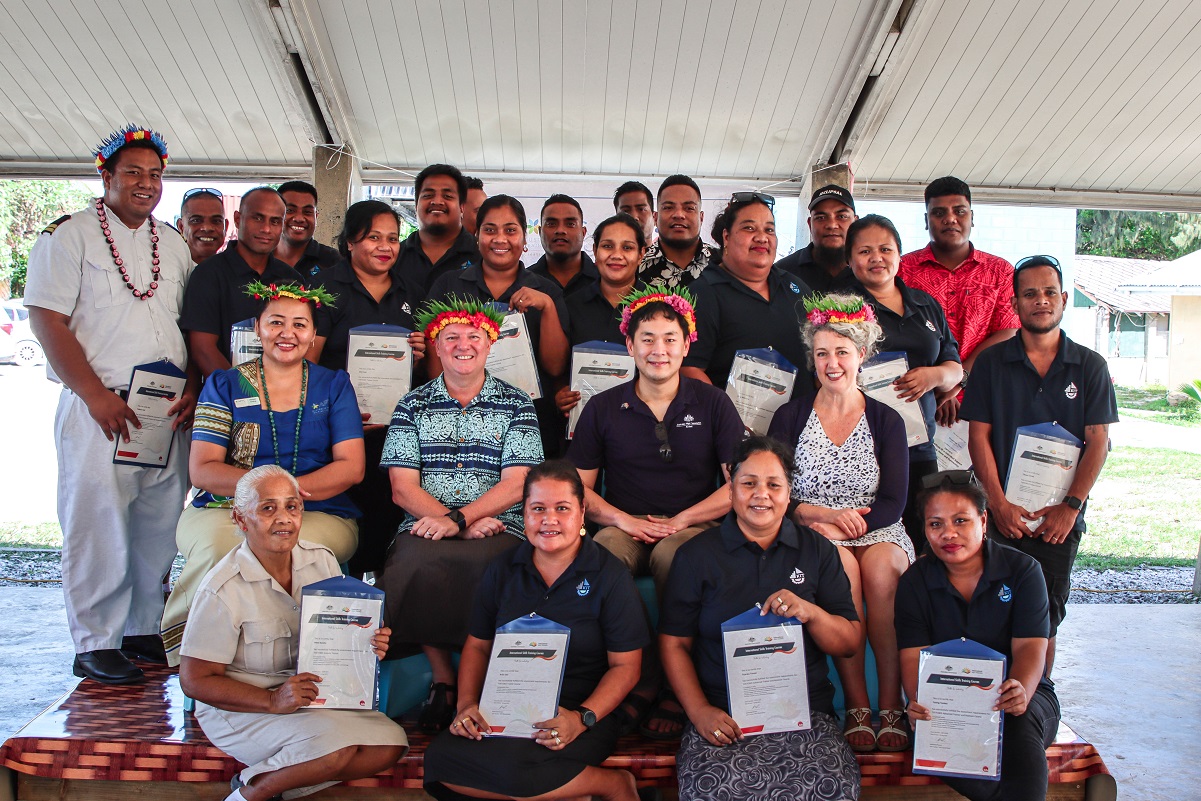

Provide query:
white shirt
left=24, top=201, right=192, bottom=390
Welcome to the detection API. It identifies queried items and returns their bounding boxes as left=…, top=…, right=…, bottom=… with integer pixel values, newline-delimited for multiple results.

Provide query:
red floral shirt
left=899, top=244, right=1019, bottom=363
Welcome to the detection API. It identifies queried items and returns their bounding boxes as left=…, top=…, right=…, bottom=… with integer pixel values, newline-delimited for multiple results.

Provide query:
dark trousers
left=347, top=427, right=405, bottom=577
left=940, top=681, right=1061, bottom=801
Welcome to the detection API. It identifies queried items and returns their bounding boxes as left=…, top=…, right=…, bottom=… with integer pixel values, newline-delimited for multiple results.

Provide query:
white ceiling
left=2, top=0, right=1201, bottom=209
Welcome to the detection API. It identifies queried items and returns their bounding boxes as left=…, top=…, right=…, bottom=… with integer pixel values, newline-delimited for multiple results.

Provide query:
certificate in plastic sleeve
left=230, top=317, right=262, bottom=366
left=913, top=638, right=1007, bottom=781
left=346, top=324, right=413, bottom=424
left=1003, top=422, right=1082, bottom=531
left=721, top=606, right=810, bottom=735
left=934, top=419, right=972, bottom=471
left=486, top=308, right=542, bottom=399
left=113, top=361, right=187, bottom=468
left=567, top=341, right=634, bottom=438
left=479, top=614, right=570, bottom=737
left=725, top=348, right=798, bottom=436
left=297, top=575, right=385, bottom=710
left=861, top=351, right=929, bottom=446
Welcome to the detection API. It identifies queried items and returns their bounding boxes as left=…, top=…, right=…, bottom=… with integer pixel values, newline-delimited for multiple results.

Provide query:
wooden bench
left=0, top=665, right=1116, bottom=800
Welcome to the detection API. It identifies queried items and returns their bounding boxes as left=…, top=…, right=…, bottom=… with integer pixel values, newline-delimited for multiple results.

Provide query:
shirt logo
left=790, top=568, right=805, bottom=585
left=925, top=319, right=937, bottom=332
left=684, top=414, right=695, bottom=422
left=789, top=282, right=801, bottom=294
left=402, top=301, right=411, bottom=314
left=576, top=578, right=591, bottom=597
left=998, top=584, right=1012, bottom=603
left=1065, top=381, right=1078, bottom=400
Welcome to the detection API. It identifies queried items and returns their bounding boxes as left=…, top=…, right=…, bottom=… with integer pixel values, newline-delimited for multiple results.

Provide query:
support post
left=311, top=144, right=362, bottom=249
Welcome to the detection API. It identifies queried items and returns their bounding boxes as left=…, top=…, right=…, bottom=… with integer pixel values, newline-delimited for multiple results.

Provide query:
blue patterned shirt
left=381, top=372, right=543, bottom=535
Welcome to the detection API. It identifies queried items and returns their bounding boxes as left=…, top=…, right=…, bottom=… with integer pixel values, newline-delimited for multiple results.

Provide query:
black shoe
left=73, top=649, right=145, bottom=685
left=417, top=682, right=457, bottom=733
left=121, top=634, right=168, bottom=664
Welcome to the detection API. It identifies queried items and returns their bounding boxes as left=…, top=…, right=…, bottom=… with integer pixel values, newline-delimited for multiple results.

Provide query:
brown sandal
left=844, top=707, right=876, bottom=753
left=876, top=709, right=910, bottom=752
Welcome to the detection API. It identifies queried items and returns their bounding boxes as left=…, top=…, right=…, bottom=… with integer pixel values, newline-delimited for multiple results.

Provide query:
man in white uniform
left=26, top=126, right=197, bottom=684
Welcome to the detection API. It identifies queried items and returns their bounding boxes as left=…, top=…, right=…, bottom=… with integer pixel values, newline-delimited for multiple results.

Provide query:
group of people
left=23, top=124, right=1119, bottom=801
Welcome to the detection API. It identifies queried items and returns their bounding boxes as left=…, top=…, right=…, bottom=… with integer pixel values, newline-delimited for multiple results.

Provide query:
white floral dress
left=791, top=410, right=915, bottom=561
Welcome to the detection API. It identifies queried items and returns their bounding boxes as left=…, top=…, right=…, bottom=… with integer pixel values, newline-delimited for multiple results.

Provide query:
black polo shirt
left=659, top=515, right=858, bottom=716
left=894, top=539, right=1050, bottom=668
left=311, top=260, right=420, bottom=372
left=469, top=536, right=650, bottom=709
left=396, top=228, right=481, bottom=295
left=853, top=276, right=961, bottom=463
left=959, top=331, right=1118, bottom=532
left=293, top=238, right=342, bottom=279
left=568, top=377, right=744, bottom=517
left=775, top=244, right=856, bottom=294
left=565, top=282, right=625, bottom=346
left=527, top=252, right=599, bottom=298
left=179, top=245, right=304, bottom=362
left=685, top=266, right=811, bottom=389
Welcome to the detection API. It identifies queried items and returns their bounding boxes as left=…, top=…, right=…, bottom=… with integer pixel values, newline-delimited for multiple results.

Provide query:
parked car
left=1, top=300, right=45, bottom=367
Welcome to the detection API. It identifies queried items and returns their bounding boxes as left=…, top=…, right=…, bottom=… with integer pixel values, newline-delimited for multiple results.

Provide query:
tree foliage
left=1077, top=209, right=1201, bottom=261
left=0, top=180, right=93, bottom=298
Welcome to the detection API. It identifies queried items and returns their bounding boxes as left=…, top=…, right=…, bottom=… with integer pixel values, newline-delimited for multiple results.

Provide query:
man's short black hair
left=613, top=180, right=654, bottom=211
left=465, top=175, right=484, bottom=191
left=657, top=174, right=701, bottom=201
left=277, top=180, right=319, bottom=202
left=924, top=176, right=972, bottom=206
left=415, top=164, right=468, bottom=203
left=542, top=193, right=582, bottom=216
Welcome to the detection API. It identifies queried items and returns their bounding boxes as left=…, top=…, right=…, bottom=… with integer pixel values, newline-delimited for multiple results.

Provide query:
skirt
left=676, top=712, right=861, bottom=800
left=423, top=711, right=623, bottom=799
left=379, top=532, right=521, bottom=650
left=196, top=703, right=408, bottom=785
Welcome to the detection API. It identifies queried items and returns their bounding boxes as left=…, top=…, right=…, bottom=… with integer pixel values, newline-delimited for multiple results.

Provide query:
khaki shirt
left=180, top=539, right=340, bottom=689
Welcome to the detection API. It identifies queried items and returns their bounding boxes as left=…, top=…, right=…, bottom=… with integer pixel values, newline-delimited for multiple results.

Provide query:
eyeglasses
left=1014, top=254, right=1061, bottom=272
left=182, top=187, right=223, bottom=203
left=921, top=469, right=980, bottom=490
left=654, top=421, right=673, bottom=463
left=730, top=191, right=776, bottom=209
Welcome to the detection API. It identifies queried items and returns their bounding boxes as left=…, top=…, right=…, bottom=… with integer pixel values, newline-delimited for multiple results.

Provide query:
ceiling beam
left=857, top=181, right=1201, bottom=212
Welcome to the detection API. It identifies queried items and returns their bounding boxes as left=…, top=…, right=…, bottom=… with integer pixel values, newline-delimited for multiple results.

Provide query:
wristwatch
left=1063, top=495, right=1083, bottom=511
left=958, top=369, right=970, bottom=390
left=576, top=706, right=597, bottom=729
left=445, top=509, right=468, bottom=532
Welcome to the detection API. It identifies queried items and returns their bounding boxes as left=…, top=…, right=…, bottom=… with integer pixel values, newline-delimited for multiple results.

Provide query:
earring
left=523, top=245, right=529, bottom=252
left=579, top=526, right=587, bottom=538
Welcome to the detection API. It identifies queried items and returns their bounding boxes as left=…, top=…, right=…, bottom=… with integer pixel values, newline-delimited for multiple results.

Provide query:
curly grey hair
left=800, top=293, right=884, bottom=371
left=232, top=464, right=302, bottom=515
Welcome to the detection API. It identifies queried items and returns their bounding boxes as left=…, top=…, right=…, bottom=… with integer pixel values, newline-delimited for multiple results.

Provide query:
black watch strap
left=577, top=706, right=597, bottom=728
left=446, top=509, right=467, bottom=531
left=1063, top=495, right=1083, bottom=511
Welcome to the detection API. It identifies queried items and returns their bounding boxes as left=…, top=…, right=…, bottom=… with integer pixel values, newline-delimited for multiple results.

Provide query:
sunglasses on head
left=921, top=469, right=980, bottom=490
left=182, top=187, right=223, bottom=202
left=1014, top=254, right=1061, bottom=272
left=730, top=191, right=775, bottom=210
left=654, top=421, right=673, bottom=463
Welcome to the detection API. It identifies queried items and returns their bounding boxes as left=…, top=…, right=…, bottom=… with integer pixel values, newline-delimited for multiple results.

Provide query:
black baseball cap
left=809, top=184, right=855, bottom=213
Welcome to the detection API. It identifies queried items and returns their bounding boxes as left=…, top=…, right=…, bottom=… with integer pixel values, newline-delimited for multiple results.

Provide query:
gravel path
left=1, top=548, right=1196, bottom=603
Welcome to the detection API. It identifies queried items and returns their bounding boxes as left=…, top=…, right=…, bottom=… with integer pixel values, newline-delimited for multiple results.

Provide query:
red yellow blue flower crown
left=803, top=294, right=877, bottom=326
left=618, top=286, right=698, bottom=342
left=415, top=296, right=506, bottom=342
left=94, top=125, right=169, bottom=173
left=244, top=281, right=337, bottom=308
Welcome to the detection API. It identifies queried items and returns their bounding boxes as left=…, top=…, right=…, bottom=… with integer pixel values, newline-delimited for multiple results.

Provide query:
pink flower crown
left=618, top=288, right=698, bottom=342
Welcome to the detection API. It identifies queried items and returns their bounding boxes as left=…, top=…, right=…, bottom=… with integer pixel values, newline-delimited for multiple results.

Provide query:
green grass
left=1078, top=447, right=1200, bottom=568
left=1115, top=384, right=1201, bottom=427
left=0, top=521, right=62, bottom=549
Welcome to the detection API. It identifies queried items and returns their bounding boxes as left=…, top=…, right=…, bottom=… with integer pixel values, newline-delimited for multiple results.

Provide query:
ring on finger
left=554, top=736, right=561, bottom=746
left=713, top=729, right=723, bottom=738
left=461, top=718, right=471, bottom=728
left=780, top=603, right=789, bottom=612
left=551, top=729, right=558, bottom=738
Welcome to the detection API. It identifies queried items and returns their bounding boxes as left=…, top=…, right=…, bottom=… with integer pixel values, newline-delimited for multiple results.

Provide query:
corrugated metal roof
left=1118, top=248, right=1201, bottom=295
left=1074, top=255, right=1171, bottom=312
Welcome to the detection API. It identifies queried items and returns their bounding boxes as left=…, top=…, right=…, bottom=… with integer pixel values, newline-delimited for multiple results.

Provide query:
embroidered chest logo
left=1065, top=381, right=1078, bottom=400
left=789, top=282, right=801, bottom=294
left=790, top=568, right=805, bottom=585
left=676, top=413, right=702, bottom=429
left=998, top=584, right=1012, bottom=603
left=576, top=578, right=591, bottom=597
left=925, top=319, right=937, bottom=332
left=402, top=301, right=411, bottom=314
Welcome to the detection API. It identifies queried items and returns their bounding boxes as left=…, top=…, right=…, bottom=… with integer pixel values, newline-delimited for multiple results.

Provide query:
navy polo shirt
left=294, top=238, right=342, bottom=279
left=853, top=276, right=961, bottom=463
left=959, top=331, right=1118, bottom=532
left=659, top=515, right=858, bottom=716
left=685, top=266, right=811, bottom=389
left=567, top=377, right=744, bottom=517
left=311, top=260, right=421, bottom=372
left=396, top=228, right=481, bottom=295
left=565, top=282, right=625, bottom=346
left=775, top=244, right=857, bottom=294
left=527, top=252, right=599, bottom=297
left=179, top=246, right=304, bottom=362
left=894, top=538, right=1051, bottom=686
left=469, top=536, right=650, bottom=709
